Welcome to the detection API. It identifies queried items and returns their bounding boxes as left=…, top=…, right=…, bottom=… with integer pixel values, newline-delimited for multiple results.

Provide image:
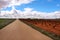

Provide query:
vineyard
left=20, top=19, right=60, bottom=40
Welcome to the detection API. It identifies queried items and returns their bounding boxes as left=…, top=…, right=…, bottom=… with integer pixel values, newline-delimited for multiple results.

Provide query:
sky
left=0, top=0, right=60, bottom=19
left=14, top=0, right=60, bottom=12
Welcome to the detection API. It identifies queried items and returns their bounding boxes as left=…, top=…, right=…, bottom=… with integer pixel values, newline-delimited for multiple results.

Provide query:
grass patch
left=0, top=19, right=15, bottom=29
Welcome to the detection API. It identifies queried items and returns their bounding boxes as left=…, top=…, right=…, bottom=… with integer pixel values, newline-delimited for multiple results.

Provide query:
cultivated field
left=20, top=19, right=60, bottom=40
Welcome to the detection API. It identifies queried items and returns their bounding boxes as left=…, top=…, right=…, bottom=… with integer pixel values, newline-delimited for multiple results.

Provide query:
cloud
left=0, top=0, right=60, bottom=19
left=0, top=0, right=34, bottom=9
left=8, top=0, right=34, bottom=7
left=0, top=0, right=10, bottom=9
left=0, top=7, right=60, bottom=19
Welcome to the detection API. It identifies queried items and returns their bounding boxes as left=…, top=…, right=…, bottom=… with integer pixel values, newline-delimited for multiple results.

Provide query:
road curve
left=0, top=20, right=52, bottom=40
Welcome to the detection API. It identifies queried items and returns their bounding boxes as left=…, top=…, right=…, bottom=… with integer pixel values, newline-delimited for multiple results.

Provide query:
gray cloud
left=0, top=0, right=10, bottom=9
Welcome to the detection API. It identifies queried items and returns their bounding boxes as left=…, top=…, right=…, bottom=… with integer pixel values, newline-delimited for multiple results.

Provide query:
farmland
left=20, top=19, right=60, bottom=40
left=0, top=19, right=15, bottom=29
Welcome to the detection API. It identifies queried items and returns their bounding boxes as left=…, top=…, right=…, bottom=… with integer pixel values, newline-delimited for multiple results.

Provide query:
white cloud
left=0, top=7, right=60, bottom=19
left=0, top=0, right=34, bottom=9
left=0, top=0, right=60, bottom=19
left=8, top=0, right=34, bottom=7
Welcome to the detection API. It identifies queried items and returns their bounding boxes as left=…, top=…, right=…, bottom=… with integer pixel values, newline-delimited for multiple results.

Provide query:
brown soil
left=20, top=19, right=60, bottom=35
left=0, top=20, right=52, bottom=40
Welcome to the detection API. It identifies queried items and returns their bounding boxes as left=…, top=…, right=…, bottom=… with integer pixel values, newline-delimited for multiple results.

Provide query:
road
left=0, top=20, right=52, bottom=40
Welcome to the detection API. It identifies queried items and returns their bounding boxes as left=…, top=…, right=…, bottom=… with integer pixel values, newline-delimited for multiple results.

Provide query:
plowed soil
left=20, top=19, right=60, bottom=35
